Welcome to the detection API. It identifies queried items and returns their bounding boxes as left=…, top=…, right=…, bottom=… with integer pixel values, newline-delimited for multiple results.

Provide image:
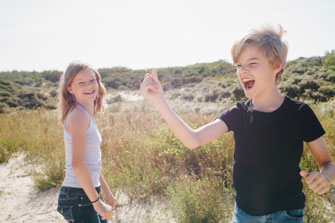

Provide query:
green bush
left=322, top=50, right=335, bottom=70
left=167, top=177, right=233, bottom=223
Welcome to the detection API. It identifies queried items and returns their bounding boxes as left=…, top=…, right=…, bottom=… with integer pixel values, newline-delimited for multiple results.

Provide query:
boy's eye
left=250, top=63, right=257, bottom=66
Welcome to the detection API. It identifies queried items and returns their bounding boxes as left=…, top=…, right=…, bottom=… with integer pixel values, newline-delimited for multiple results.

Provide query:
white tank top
left=62, top=104, right=102, bottom=188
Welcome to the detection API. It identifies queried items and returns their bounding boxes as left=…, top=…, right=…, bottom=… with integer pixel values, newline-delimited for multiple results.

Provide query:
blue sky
left=0, top=0, right=334, bottom=71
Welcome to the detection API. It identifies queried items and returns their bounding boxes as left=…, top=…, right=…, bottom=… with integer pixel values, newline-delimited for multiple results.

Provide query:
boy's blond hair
left=58, top=61, right=106, bottom=124
left=231, top=25, right=288, bottom=84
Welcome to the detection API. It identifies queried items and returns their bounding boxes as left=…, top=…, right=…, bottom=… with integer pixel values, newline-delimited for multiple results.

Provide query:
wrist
left=153, top=96, right=167, bottom=108
left=92, top=199, right=103, bottom=207
left=321, top=172, right=331, bottom=184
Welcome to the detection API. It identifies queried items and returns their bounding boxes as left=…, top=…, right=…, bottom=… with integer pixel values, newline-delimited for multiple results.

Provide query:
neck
left=76, top=102, right=94, bottom=117
left=252, top=89, right=284, bottom=112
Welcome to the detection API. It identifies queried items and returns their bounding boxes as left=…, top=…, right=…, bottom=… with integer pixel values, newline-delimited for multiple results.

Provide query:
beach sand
left=0, top=154, right=174, bottom=223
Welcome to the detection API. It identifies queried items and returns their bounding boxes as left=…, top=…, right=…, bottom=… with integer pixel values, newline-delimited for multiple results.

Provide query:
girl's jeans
left=232, top=203, right=304, bottom=223
left=57, top=186, right=108, bottom=223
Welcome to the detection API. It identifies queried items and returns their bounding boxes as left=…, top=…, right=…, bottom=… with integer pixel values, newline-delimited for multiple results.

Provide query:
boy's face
left=235, top=46, right=282, bottom=100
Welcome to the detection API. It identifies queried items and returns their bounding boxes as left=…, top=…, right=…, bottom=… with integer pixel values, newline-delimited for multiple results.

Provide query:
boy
left=140, top=25, right=335, bottom=222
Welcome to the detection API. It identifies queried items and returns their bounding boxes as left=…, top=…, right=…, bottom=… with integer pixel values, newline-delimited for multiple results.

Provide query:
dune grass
left=0, top=100, right=334, bottom=222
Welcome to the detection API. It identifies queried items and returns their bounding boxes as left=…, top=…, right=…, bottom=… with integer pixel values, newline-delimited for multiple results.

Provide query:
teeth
left=242, top=78, right=253, bottom=82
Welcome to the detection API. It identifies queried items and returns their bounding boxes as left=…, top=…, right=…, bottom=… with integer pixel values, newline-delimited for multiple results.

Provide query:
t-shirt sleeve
left=300, top=103, right=325, bottom=142
left=216, top=105, right=240, bottom=132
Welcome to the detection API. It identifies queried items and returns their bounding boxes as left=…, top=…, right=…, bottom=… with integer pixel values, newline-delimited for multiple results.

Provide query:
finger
left=305, top=171, right=319, bottom=184
left=151, top=68, right=159, bottom=82
left=300, top=170, right=309, bottom=179
left=317, top=186, right=329, bottom=195
left=311, top=181, right=326, bottom=192
left=308, top=176, right=325, bottom=189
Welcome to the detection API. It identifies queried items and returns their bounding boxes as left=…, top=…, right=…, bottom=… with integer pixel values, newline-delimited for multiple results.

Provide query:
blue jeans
left=232, top=203, right=304, bottom=223
left=57, top=186, right=108, bottom=223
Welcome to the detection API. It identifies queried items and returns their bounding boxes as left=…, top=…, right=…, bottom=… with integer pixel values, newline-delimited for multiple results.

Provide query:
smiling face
left=235, top=46, right=282, bottom=100
left=67, top=68, right=99, bottom=105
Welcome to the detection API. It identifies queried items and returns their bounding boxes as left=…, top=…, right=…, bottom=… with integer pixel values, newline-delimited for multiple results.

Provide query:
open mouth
left=242, top=78, right=255, bottom=90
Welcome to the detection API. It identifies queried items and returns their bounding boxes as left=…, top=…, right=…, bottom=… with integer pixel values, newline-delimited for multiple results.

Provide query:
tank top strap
left=76, top=103, right=94, bottom=126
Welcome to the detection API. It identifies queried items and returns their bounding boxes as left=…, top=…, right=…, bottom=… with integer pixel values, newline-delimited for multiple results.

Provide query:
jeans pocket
left=284, top=209, right=304, bottom=219
left=57, top=205, right=74, bottom=221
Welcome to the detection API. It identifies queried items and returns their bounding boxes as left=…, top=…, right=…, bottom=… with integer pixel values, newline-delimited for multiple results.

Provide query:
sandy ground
left=0, top=154, right=175, bottom=223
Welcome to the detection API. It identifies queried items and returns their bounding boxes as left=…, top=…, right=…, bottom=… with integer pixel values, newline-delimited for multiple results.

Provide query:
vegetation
left=0, top=52, right=335, bottom=222
left=0, top=100, right=334, bottom=222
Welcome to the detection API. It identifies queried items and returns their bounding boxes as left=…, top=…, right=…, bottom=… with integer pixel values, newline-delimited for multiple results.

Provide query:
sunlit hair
left=58, top=61, right=106, bottom=124
left=231, top=25, right=288, bottom=84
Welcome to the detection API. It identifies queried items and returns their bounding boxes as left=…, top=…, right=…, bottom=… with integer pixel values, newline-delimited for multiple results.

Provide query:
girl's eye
left=250, top=63, right=257, bottom=66
left=78, top=82, right=84, bottom=85
left=90, top=79, right=96, bottom=83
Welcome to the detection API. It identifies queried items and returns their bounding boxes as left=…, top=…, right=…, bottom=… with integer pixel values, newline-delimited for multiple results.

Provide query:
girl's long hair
left=58, top=61, right=106, bottom=124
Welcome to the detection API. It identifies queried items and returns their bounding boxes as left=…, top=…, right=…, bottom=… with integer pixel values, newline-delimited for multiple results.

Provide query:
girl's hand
left=300, top=170, right=331, bottom=195
left=140, top=68, right=164, bottom=104
left=105, top=194, right=117, bottom=209
left=93, top=200, right=114, bottom=220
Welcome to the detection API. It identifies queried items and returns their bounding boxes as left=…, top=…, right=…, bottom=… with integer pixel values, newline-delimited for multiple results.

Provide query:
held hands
left=140, top=68, right=164, bottom=103
left=93, top=200, right=114, bottom=221
left=300, top=170, right=331, bottom=195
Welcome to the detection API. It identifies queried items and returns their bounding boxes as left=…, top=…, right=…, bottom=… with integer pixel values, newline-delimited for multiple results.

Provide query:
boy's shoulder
left=233, top=96, right=310, bottom=113
left=284, top=96, right=310, bottom=112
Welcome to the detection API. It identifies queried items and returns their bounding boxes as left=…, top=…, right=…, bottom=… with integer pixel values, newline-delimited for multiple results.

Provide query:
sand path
left=0, top=154, right=174, bottom=223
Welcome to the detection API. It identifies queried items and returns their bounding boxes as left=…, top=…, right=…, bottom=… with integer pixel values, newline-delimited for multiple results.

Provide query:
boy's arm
left=300, top=137, right=335, bottom=195
left=140, top=69, right=228, bottom=149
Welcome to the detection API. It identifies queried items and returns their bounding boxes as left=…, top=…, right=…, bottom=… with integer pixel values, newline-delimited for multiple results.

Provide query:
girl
left=57, top=61, right=116, bottom=222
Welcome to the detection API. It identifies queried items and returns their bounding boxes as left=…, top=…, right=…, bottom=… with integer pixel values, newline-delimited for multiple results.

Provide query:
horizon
left=1, top=0, right=334, bottom=72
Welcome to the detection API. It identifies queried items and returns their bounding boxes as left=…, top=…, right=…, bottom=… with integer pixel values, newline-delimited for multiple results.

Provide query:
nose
left=236, top=65, right=248, bottom=76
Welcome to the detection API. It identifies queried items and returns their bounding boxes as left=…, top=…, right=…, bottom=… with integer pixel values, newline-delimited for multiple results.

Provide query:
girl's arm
left=300, top=137, right=335, bottom=195
left=67, top=108, right=113, bottom=220
left=140, top=69, right=228, bottom=149
left=100, top=173, right=117, bottom=208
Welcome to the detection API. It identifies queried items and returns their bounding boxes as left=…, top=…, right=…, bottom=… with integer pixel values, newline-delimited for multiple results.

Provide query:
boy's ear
left=273, top=62, right=283, bottom=74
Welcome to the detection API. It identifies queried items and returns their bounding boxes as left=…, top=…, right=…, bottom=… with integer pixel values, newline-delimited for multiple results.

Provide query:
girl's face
left=67, top=68, right=99, bottom=104
left=234, top=46, right=282, bottom=100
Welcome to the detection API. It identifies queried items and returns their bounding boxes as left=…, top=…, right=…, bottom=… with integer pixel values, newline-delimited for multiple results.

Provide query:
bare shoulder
left=65, top=107, right=89, bottom=133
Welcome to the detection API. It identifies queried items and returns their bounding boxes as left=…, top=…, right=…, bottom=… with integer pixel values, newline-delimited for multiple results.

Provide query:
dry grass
left=0, top=98, right=334, bottom=222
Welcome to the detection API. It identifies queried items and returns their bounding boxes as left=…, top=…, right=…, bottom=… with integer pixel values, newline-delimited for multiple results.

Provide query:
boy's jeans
left=57, top=186, right=108, bottom=223
left=232, top=203, right=304, bottom=223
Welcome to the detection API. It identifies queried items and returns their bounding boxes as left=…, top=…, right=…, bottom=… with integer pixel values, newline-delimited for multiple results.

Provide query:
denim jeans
left=57, top=186, right=108, bottom=223
left=232, top=203, right=304, bottom=223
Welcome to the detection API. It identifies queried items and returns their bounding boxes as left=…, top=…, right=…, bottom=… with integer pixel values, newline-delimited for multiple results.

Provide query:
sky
left=0, top=0, right=334, bottom=72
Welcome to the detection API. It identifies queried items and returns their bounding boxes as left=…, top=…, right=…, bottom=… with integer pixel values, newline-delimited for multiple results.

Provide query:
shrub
left=322, top=50, right=335, bottom=70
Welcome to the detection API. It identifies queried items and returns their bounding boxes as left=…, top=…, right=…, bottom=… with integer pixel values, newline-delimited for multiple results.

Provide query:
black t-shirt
left=217, top=96, right=325, bottom=216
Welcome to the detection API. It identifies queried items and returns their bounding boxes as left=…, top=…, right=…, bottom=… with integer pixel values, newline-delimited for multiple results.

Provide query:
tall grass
left=0, top=99, right=334, bottom=222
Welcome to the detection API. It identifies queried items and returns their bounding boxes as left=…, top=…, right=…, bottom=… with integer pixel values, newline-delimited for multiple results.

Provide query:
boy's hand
left=300, top=170, right=330, bottom=195
left=140, top=68, right=164, bottom=103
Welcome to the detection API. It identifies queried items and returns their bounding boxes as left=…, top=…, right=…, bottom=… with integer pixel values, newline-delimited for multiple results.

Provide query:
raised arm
left=140, top=69, right=228, bottom=149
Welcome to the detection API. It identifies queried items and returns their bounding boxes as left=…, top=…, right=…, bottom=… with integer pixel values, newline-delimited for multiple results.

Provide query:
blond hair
left=231, top=25, right=288, bottom=83
left=58, top=61, right=106, bottom=124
